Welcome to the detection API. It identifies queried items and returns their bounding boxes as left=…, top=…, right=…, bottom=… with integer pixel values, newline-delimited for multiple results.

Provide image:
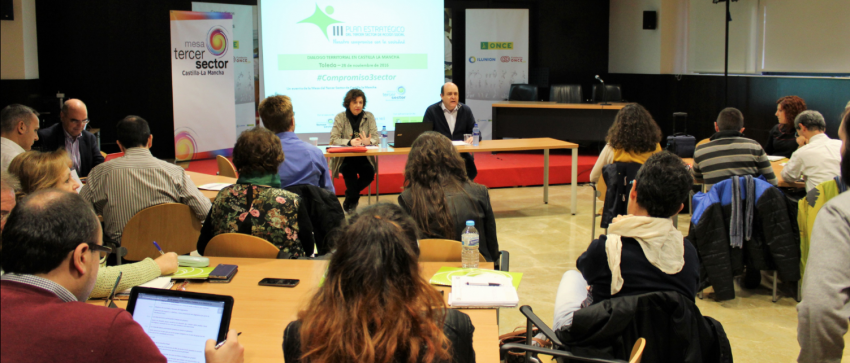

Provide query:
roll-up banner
left=464, top=9, right=529, bottom=140
left=170, top=11, right=236, bottom=161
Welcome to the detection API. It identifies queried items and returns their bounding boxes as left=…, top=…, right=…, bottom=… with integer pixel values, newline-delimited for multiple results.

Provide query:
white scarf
left=605, top=214, right=685, bottom=296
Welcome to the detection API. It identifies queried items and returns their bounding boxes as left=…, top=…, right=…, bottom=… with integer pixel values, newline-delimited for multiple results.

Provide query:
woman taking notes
left=6, top=149, right=179, bottom=298
left=329, top=88, right=379, bottom=213
left=283, top=203, right=475, bottom=363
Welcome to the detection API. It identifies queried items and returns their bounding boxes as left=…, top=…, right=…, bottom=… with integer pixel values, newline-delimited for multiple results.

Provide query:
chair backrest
left=508, top=84, right=539, bottom=101
left=629, top=338, right=646, bottom=363
left=100, top=151, right=107, bottom=159
left=600, top=162, right=643, bottom=228
left=120, top=203, right=202, bottom=261
left=418, top=238, right=486, bottom=262
left=204, top=233, right=280, bottom=258
left=696, top=138, right=710, bottom=147
left=104, top=152, right=124, bottom=162
left=216, top=155, right=238, bottom=178
left=591, top=84, right=623, bottom=103
left=549, top=84, right=583, bottom=103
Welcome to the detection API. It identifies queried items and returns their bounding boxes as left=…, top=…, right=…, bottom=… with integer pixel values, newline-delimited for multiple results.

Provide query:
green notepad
left=430, top=267, right=523, bottom=289
left=171, top=266, right=215, bottom=280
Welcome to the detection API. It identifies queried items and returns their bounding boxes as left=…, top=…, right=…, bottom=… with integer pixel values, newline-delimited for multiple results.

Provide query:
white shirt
left=440, top=102, right=459, bottom=135
left=781, top=133, right=843, bottom=191
left=1, top=137, right=25, bottom=173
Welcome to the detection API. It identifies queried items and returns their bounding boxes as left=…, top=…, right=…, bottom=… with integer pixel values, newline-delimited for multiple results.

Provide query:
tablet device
left=126, top=287, right=234, bottom=363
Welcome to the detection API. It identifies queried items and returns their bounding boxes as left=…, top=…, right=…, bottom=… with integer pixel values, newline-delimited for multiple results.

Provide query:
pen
left=152, top=241, right=165, bottom=255
left=466, top=282, right=501, bottom=286
left=178, top=280, right=190, bottom=291
left=214, top=332, right=242, bottom=350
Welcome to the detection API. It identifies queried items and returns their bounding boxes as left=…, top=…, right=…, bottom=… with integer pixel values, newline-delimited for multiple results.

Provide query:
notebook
left=429, top=267, right=523, bottom=289
left=198, top=183, right=232, bottom=191
left=448, top=274, right=519, bottom=308
left=119, top=276, right=173, bottom=294
left=172, top=266, right=215, bottom=280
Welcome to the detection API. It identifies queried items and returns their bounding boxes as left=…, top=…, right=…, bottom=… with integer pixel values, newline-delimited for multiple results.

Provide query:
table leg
left=543, top=149, right=549, bottom=204
left=375, top=156, right=380, bottom=203
left=571, top=148, right=578, bottom=215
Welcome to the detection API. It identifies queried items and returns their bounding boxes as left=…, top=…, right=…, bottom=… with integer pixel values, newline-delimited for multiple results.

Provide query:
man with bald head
left=422, top=82, right=478, bottom=180
left=36, top=99, right=104, bottom=177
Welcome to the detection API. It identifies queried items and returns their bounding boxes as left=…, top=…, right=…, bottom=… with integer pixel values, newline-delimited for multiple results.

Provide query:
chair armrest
left=519, top=305, right=564, bottom=347
left=499, top=250, right=510, bottom=272
left=500, top=343, right=628, bottom=363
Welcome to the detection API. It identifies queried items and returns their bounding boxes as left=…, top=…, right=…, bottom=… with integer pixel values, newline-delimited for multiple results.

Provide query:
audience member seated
left=797, top=107, right=849, bottom=363
left=7, top=149, right=179, bottom=298
left=589, top=103, right=662, bottom=183
left=398, top=131, right=499, bottom=263
left=81, top=115, right=211, bottom=244
left=1, top=104, right=40, bottom=172
left=0, top=189, right=244, bottom=363
left=258, top=95, right=335, bottom=193
left=553, top=151, right=698, bottom=331
left=692, top=107, right=777, bottom=190
left=767, top=96, right=806, bottom=158
left=329, top=88, right=378, bottom=213
left=197, top=127, right=313, bottom=257
left=283, top=203, right=475, bottom=363
left=781, top=110, right=842, bottom=192
left=34, top=99, right=104, bottom=177
left=0, top=171, right=18, bottom=233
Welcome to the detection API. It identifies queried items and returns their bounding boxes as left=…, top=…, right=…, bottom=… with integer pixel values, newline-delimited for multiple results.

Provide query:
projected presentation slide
left=260, top=0, right=444, bottom=134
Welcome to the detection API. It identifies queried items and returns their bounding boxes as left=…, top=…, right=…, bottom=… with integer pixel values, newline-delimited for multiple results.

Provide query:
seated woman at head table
left=283, top=203, right=476, bottom=363
left=6, top=149, right=179, bottom=298
left=588, top=103, right=662, bottom=184
left=329, top=88, right=379, bottom=214
left=196, top=127, right=314, bottom=258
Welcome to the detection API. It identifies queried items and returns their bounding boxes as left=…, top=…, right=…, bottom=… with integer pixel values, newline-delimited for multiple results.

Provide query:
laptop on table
left=390, top=122, right=433, bottom=148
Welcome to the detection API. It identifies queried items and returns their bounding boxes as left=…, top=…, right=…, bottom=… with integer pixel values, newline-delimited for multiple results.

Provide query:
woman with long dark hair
left=398, top=131, right=499, bottom=264
left=767, top=95, right=807, bottom=158
left=589, top=103, right=662, bottom=183
left=283, top=203, right=475, bottom=363
left=329, top=88, right=378, bottom=213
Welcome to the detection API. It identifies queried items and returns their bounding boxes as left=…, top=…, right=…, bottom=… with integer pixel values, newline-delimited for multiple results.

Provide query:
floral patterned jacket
left=197, top=184, right=314, bottom=258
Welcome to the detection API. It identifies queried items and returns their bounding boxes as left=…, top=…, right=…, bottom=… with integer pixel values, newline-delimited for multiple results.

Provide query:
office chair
left=591, top=84, right=623, bottom=103
left=508, top=84, right=539, bottom=101
left=549, top=84, right=583, bottom=103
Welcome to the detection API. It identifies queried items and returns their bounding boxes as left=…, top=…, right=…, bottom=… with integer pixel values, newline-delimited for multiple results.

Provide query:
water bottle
left=380, top=125, right=388, bottom=151
left=461, top=220, right=480, bottom=268
left=472, top=123, right=480, bottom=147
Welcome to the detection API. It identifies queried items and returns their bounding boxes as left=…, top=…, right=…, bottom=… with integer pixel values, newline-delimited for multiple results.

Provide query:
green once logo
left=297, top=4, right=343, bottom=40
left=481, top=42, right=513, bottom=50
left=480, top=42, right=488, bottom=50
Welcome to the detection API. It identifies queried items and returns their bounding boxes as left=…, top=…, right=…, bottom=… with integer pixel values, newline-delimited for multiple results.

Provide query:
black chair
left=590, top=162, right=642, bottom=238
left=508, top=84, right=539, bottom=101
left=549, top=84, right=583, bottom=103
left=591, top=84, right=623, bottom=103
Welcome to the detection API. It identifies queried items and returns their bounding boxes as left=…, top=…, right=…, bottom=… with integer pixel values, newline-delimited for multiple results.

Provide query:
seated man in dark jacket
left=35, top=99, right=104, bottom=177
left=553, top=151, right=699, bottom=330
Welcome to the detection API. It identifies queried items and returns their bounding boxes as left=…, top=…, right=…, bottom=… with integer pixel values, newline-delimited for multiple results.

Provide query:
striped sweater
left=692, top=131, right=777, bottom=189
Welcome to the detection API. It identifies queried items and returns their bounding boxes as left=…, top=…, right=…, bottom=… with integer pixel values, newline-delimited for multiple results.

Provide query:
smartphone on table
left=258, top=278, right=300, bottom=288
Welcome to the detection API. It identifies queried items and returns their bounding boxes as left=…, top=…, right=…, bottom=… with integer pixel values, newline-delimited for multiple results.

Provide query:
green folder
left=171, top=266, right=215, bottom=280
left=429, top=267, right=523, bottom=289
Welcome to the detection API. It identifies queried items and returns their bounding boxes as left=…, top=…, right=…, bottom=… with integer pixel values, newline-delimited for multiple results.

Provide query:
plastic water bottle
left=461, top=220, right=480, bottom=268
left=472, top=123, right=480, bottom=147
left=380, top=125, right=388, bottom=151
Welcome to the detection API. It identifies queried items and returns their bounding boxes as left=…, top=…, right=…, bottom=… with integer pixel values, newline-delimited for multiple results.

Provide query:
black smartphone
left=209, top=270, right=237, bottom=284
left=258, top=278, right=300, bottom=287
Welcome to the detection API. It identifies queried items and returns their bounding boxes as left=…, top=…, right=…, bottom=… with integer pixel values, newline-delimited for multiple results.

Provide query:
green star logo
left=297, top=4, right=343, bottom=40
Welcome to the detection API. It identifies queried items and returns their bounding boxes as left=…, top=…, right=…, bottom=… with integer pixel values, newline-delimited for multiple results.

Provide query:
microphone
left=595, top=75, right=604, bottom=83
left=594, top=75, right=610, bottom=105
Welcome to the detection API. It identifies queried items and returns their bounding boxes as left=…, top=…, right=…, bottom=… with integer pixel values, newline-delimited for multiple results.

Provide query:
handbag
left=499, top=326, right=552, bottom=363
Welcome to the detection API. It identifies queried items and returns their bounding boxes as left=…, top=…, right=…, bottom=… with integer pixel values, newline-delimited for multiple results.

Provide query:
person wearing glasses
left=35, top=99, right=104, bottom=177
left=1, top=190, right=244, bottom=363
left=780, top=110, right=843, bottom=192
left=6, top=149, right=179, bottom=298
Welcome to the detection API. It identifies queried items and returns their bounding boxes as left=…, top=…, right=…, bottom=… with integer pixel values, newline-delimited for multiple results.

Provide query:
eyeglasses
left=86, top=243, right=113, bottom=264
left=69, top=118, right=90, bottom=126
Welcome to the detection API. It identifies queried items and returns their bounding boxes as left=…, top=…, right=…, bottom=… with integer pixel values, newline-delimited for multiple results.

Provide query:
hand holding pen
left=206, top=330, right=244, bottom=363
left=151, top=241, right=179, bottom=275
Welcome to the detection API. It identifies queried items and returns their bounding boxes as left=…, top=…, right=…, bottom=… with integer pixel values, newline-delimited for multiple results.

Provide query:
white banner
left=465, top=9, right=529, bottom=140
left=192, top=3, right=256, bottom=136
left=170, top=11, right=236, bottom=161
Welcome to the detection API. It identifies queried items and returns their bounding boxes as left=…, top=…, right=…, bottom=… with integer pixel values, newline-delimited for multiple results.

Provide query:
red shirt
left=0, top=280, right=167, bottom=363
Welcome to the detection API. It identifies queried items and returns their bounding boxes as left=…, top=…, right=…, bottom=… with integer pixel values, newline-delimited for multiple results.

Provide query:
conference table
left=90, top=259, right=501, bottom=363
left=186, top=171, right=237, bottom=202
left=323, top=138, right=581, bottom=214
left=491, top=101, right=627, bottom=142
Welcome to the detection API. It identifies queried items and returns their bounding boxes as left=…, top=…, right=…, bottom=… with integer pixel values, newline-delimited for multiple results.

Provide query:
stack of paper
left=766, top=155, right=786, bottom=162
left=198, top=183, right=233, bottom=191
left=118, top=276, right=173, bottom=295
left=430, top=267, right=523, bottom=289
left=448, top=274, right=519, bottom=308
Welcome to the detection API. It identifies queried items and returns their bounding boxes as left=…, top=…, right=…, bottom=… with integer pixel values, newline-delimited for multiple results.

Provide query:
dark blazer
left=35, top=123, right=104, bottom=177
left=284, top=184, right=346, bottom=255
left=283, top=309, right=475, bottom=363
left=423, top=101, right=475, bottom=140
left=398, top=182, right=499, bottom=263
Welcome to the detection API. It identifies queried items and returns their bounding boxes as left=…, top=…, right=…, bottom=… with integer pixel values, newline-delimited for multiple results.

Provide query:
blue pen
left=152, top=241, right=165, bottom=255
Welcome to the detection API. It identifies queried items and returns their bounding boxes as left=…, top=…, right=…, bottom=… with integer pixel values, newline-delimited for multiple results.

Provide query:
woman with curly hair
left=329, top=88, right=379, bottom=213
left=767, top=95, right=807, bottom=158
left=398, top=131, right=500, bottom=264
left=589, top=103, right=663, bottom=183
left=283, top=203, right=475, bottom=363
left=196, top=127, right=313, bottom=257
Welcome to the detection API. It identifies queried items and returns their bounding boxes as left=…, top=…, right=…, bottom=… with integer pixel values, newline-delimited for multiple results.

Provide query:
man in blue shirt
left=258, top=95, right=334, bottom=193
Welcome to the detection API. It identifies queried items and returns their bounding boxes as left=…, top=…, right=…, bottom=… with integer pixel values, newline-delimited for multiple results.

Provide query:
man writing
left=781, top=110, right=842, bottom=192
left=35, top=99, right=105, bottom=177
left=0, top=189, right=243, bottom=362
left=423, top=82, right=478, bottom=180
left=0, top=104, right=40, bottom=172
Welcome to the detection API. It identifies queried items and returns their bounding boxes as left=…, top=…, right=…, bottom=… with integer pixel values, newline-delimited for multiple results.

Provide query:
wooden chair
left=418, top=238, right=486, bottom=263
left=216, top=155, right=238, bottom=178
left=629, top=338, right=646, bottom=363
left=120, top=203, right=202, bottom=262
left=204, top=233, right=280, bottom=258
left=100, top=151, right=107, bottom=159
left=696, top=138, right=711, bottom=147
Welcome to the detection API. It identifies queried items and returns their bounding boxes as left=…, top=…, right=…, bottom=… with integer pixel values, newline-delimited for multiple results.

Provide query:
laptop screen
left=131, top=292, right=226, bottom=363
